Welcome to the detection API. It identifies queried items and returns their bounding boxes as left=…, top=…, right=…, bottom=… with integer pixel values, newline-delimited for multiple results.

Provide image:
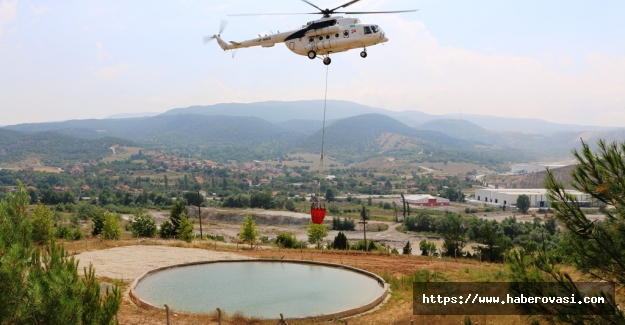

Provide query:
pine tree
left=0, top=184, right=121, bottom=324
left=32, top=202, right=54, bottom=244
left=508, top=139, right=625, bottom=323
left=240, top=214, right=259, bottom=249
left=169, top=200, right=186, bottom=232
left=176, top=211, right=194, bottom=243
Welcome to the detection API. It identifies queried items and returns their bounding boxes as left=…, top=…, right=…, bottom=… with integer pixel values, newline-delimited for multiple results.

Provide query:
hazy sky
left=1, top=0, right=624, bottom=126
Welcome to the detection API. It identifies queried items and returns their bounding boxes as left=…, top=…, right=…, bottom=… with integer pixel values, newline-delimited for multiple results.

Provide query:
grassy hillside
left=0, top=129, right=134, bottom=166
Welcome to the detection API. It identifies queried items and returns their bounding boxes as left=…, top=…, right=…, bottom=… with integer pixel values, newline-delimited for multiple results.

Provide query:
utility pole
left=359, top=205, right=368, bottom=252
left=198, top=191, right=203, bottom=239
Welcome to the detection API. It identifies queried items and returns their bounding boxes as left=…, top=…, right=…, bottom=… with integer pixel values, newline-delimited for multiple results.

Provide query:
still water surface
left=134, top=261, right=385, bottom=318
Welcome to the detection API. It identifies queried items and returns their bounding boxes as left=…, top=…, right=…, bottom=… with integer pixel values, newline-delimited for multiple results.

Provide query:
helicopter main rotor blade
left=300, top=0, right=324, bottom=12
left=203, top=36, right=215, bottom=44
left=330, top=0, right=362, bottom=12
left=336, top=9, right=419, bottom=15
left=228, top=12, right=318, bottom=16
left=219, top=20, right=228, bottom=35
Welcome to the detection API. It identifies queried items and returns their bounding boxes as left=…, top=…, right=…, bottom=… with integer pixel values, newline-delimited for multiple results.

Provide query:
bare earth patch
left=76, top=245, right=250, bottom=281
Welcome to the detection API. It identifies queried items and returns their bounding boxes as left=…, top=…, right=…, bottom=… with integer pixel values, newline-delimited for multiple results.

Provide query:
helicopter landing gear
left=323, top=57, right=332, bottom=65
left=360, top=50, right=367, bottom=58
left=307, top=50, right=317, bottom=59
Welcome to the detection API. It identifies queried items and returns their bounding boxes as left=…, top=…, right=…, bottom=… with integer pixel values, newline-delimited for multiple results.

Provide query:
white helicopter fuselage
left=215, top=17, right=388, bottom=58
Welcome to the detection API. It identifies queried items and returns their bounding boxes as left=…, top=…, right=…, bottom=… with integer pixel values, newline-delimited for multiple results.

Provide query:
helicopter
left=204, top=0, right=417, bottom=65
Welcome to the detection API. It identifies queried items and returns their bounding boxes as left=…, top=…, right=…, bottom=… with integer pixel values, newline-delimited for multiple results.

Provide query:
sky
left=1, top=0, right=624, bottom=127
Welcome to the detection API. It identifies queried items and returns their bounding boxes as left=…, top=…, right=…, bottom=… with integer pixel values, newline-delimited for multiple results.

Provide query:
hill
left=415, top=119, right=491, bottom=139
left=296, top=114, right=525, bottom=164
left=517, top=165, right=577, bottom=189
left=5, top=115, right=304, bottom=162
left=160, top=100, right=613, bottom=135
left=0, top=129, right=134, bottom=166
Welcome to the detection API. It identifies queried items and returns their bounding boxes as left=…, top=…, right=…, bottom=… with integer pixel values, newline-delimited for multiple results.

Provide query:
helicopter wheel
left=360, top=50, right=367, bottom=58
left=307, top=50, right=317, bottom=60
left=323, top=57, right=332, bottom=65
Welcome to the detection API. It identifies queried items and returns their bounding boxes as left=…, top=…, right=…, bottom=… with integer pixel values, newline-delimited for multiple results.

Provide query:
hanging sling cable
left=311, top=64, right=330, bottom=225
left=319, top=63, right=329, bottom=171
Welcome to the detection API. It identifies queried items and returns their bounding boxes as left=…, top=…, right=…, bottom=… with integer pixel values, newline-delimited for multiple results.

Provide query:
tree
left=130, top=211, right=157, bottom=238
left=402, top=241, right=412, bottom=255
left=240, top=214, right=259, bottom=249
left=176, top=211, right=194, bottom=243
left=441, top=213, right=467, bottom=257
left=0, top=184, right=121, bottom=324
left=91, top=209, right=105, bottom=236
left=102, top=212, right=122, bottom=240
left=307, top=222, right=328, bottom=249
left=325, top=188, right=335, bottom=202
left=284, top=199, right=296, bottom=211
left=419, top=240, right=437, bottom=257
left=159, top=220, right=175, bottom=239
left=332, top=231, right=348, bottom=250
left=516, top=194, right=530, bottom=214
left=32, top=203, right=54, bottom=244
left=169, top=200, right=186, bottom=232
left=508, top=139, right=625, bottom=323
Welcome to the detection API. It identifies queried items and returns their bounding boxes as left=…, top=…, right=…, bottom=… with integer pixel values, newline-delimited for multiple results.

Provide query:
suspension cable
left=320, top=63, right=329, bottom=171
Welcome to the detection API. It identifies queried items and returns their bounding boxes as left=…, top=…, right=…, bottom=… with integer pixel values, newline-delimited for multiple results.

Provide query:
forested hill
left=4, top=115, right=305, bottom=162
left=297, top=114, right=533, bottom=164
left=298, top=114, right=463, bottom=161
left=0, top=129, right=133, bottom=166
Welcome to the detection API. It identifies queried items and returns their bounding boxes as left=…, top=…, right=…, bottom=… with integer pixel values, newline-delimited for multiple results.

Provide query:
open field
left=265, top=153, right=346, bottom=171
left=100, top=146, right=143, bottom=163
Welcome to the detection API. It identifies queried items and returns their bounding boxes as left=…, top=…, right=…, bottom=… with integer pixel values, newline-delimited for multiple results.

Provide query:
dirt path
left=76, top=245, right=250, bottom=282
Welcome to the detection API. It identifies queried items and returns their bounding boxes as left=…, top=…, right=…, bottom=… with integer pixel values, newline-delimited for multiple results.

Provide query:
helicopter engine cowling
left=304, top=26, right=340, bottom=37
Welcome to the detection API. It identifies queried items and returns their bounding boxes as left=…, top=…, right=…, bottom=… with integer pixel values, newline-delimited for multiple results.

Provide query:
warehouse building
left=474, top=188, right=592, bottom=208
left=404, top=194, right=450, bottom=207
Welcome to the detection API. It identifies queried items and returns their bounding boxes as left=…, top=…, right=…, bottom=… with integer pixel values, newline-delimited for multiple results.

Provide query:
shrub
left=130, top=212, right=157, bottom=238
left=276, top=232, right=302, bottom=248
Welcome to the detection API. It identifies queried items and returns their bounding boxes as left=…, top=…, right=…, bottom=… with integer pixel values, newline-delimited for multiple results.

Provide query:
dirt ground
left=85, top=243, right=531, bottom=325
left=76, top=245, right=251, bottom=281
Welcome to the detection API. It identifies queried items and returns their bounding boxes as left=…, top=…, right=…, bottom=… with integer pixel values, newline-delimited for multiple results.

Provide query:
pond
left=132, top=260, right=387, bottom=319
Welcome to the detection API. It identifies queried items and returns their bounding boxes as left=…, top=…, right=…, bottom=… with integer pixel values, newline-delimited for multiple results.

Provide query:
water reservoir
left=130, top=260, right=388, bottom=319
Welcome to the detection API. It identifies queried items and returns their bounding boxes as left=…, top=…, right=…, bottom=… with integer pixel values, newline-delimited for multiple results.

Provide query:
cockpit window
left=371, top=25, right=379, bottom=33
left=364, top=26, right=372, bottom=34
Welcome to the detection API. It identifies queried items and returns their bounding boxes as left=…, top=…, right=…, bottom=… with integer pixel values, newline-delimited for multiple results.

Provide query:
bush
left=129, top=212, right=157, bottom=238
left=159, top=220, right=175, bottom=239
left=351, top=239, right=380, bottom=251
left=276, top=232, right=305, bottom=249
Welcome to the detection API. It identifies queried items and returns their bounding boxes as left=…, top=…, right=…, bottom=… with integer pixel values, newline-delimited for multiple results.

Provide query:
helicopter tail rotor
left=203, top=20, right=229, bottom=45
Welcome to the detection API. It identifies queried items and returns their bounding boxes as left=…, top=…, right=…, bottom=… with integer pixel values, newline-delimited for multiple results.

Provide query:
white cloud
left=94, top=64, right=128, bottom=79
left=96, top=42, right=112, bottom=60
left=324, top=15, right=625, bottom=127
left=29, top=3, right=49, bottom=15
left=0, top=0, right=17, bottom=36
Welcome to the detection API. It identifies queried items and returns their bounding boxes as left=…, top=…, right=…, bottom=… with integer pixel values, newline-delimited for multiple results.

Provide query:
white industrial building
left=404, top=194, right=450, bottom=207
left=474, top=188, right=592, bottom=208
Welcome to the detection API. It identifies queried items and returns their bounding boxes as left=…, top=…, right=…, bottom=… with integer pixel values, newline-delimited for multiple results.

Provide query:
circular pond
left=130, top=260, right=388, bottom=319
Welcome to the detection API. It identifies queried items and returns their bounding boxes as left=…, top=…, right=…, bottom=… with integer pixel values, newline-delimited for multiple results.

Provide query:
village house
left=70, top=166, right=84, bottom=175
